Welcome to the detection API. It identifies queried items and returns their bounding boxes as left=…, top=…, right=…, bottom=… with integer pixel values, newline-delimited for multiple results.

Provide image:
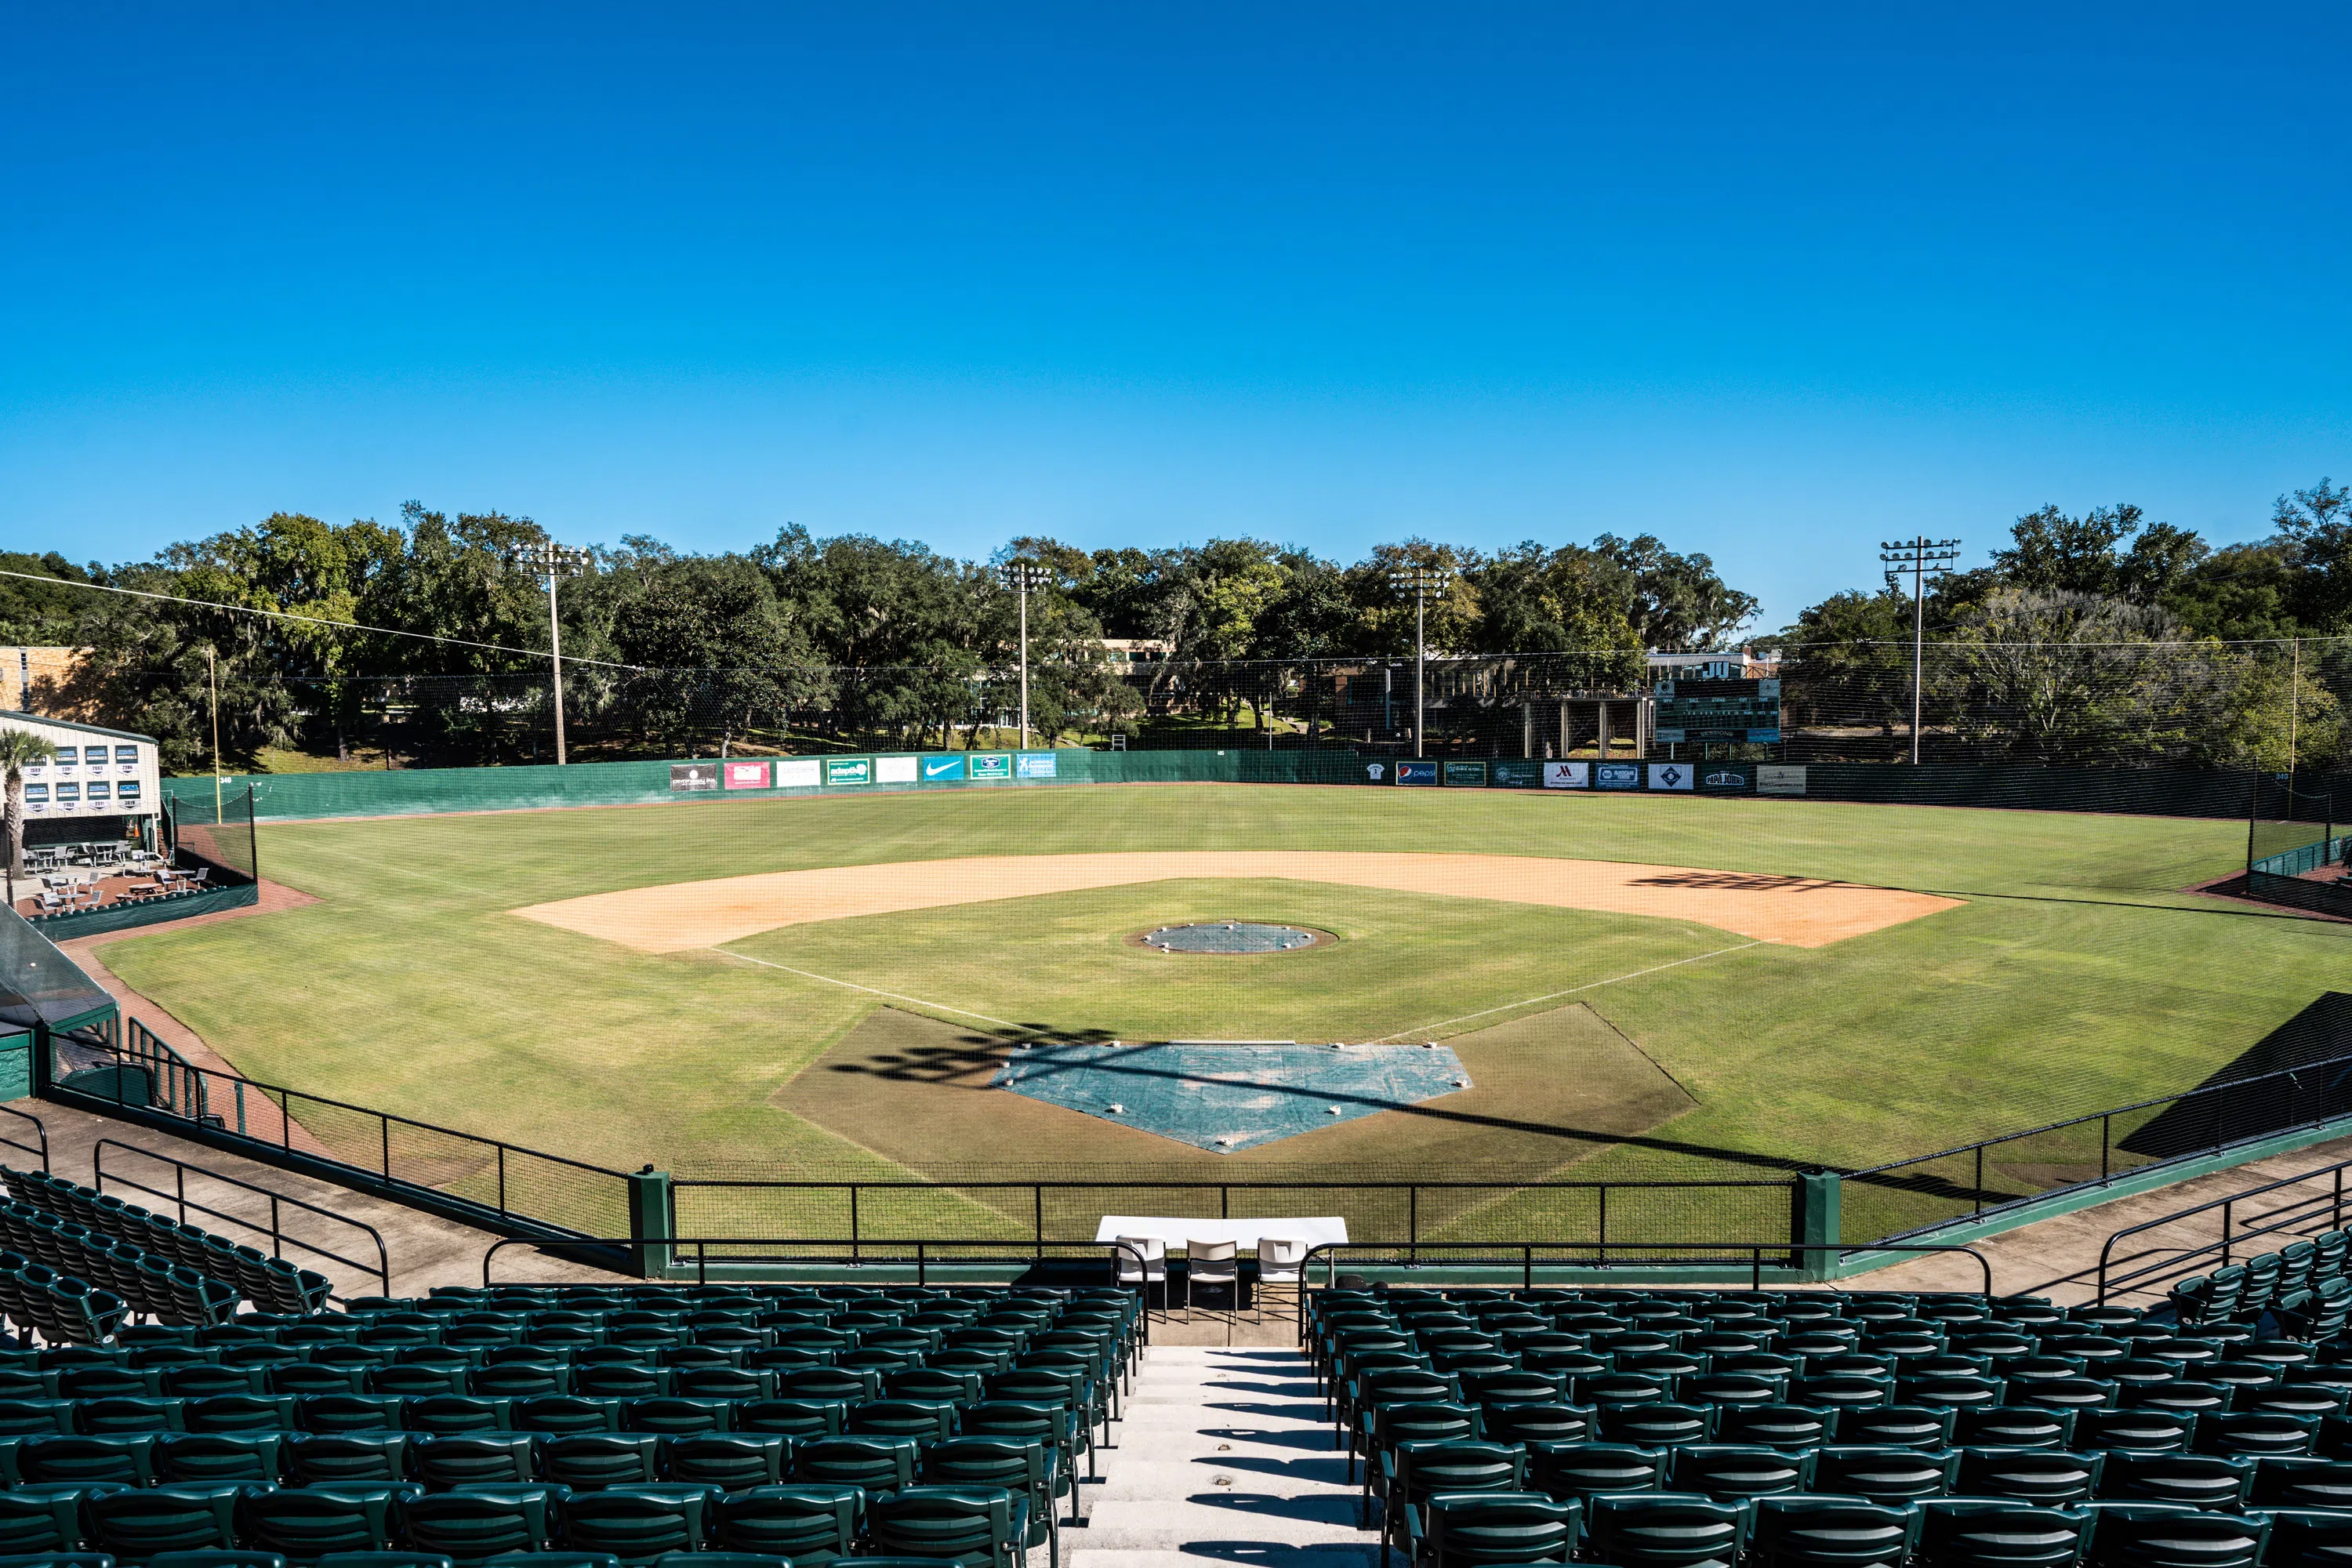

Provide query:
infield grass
left=88, top=783, right=2348, bottom=1240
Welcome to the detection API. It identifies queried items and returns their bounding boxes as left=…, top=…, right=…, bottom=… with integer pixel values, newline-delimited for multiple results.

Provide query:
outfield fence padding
left=165, top=750, right=2274, bottom=824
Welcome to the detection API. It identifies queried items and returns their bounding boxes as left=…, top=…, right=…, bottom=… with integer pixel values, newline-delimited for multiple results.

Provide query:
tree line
left=2, top=479, right=2347, bottom=771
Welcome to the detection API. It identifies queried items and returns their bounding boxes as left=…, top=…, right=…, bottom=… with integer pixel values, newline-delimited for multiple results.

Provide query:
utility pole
left=1001, top=561, right=1051, bottom=750
left=1386, top=563, right=1454, bottom=760
left=509, top=542, right=592, bottom=764
left=2291, top=635, right=2302, bottom=777
left=1879, top=535, right=1962, bottom=765
left=206, top=644, right=222, bottom=818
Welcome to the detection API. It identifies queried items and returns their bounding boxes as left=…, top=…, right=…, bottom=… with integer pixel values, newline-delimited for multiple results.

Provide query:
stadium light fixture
left=509, top=542, right=593, bottom=765
left=1879, top=535, right=1962, bottom=766
left=1001, top=561, right=1053, bottom=750
left=1386, top=564, right=1453, bottom=760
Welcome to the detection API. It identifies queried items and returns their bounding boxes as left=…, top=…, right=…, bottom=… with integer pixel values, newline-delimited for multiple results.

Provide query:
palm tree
left=2, top=728, right=60, bottom=912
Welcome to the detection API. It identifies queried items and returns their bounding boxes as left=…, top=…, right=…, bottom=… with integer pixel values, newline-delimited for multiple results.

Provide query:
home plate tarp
left=992, top=1040, right=1472, bottom=1152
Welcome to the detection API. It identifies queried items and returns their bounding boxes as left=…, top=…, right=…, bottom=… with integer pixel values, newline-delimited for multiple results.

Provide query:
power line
left=0, top=566, right=644, bottom=671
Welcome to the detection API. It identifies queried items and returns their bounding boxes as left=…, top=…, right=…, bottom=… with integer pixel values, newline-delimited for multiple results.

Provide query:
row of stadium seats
left=1399, top=1489, right=2346, bottom=1568
left=0, top=1425, right=1065, bottom=1497
left=3, top=1168, right=332, bottom=1322
left=0, top=1478, right=1035, bottom=1566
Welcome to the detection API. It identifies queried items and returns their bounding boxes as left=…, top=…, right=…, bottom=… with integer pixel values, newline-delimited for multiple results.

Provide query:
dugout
left=0, top=710, right=163, bottom=851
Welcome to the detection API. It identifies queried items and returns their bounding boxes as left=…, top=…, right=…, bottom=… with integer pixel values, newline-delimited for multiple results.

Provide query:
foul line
left=717, top=948, right=1024, bottom=1029
left=1369, top=938, right=1770, bottom=1041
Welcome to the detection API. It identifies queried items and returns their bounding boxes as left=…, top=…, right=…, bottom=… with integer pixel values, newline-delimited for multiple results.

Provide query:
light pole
left=510, top=542, right=593, bottom=765
left=1386, top=564, right=1453, bottom=759
left=1001, top=561, right=1051, bottom=750
left=1879, top=535, right=1962, bottom=766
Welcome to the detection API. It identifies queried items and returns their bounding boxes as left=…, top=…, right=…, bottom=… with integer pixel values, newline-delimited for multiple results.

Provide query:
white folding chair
left=1187, top=1238, right=1240, bottom=1314
left=1256, top=1236, right=1309, bottom=1323
left=1113, top=1234, right=1167, bottom=1314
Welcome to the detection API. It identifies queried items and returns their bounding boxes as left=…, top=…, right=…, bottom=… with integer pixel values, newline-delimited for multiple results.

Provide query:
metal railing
left=482, top=1235, right=1153, bottom=1299
left=0, top=1104, right=46, bottom=1171
left=1846, top=1051, right=2352, bottom=1243
left=2096, top=1155, right=2352, bottom=1305
left=122, top=1018, right=209, bottom=1124
left=1293, top=1240, right=1994, bottom=1330
left=50, top=1031, right=633, bottom=1243
left=670, top=1176, right=1799, bottom=1253
left=93, top=1138, right=392, bottom=1301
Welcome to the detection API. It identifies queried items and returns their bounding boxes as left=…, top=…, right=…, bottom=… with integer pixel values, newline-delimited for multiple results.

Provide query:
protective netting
left=0, top=908, right=114, bottom=1032
left=167, top=786, right=258, bottom=884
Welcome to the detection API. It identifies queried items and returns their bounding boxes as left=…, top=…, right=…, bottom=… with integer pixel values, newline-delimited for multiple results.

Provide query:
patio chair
left=1186, top=1240, right=1239, bottom=1313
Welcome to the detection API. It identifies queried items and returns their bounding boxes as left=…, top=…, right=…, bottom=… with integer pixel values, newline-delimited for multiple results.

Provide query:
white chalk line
left=716, top=948, right=1025, bottom=1029
left=1368, top=938, right=1770, bottom=1041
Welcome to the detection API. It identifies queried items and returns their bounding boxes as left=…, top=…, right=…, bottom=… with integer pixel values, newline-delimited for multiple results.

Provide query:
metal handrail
left=50, top=1027, right=632, bottom=1240
left=0, top=1103, right=47, bottom=1171
left=2096, top=1154, right=2352, bottom=1305
left=483, top=1233, right=1152, bottom=1301
left=1849, top=1051, right=2352, bottom=1180
left=1293, top=1239, right=1996, bottom=1334
left=93, top=1138, right=392, bottom=1300
left=670, top=1174, right=1796, bottom=1254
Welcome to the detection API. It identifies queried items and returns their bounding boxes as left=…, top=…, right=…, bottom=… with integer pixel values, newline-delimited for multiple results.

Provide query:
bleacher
left=0, top=1165, right=1139, bottom=1568
left=1308, top=1265, right=2352, bottom=1568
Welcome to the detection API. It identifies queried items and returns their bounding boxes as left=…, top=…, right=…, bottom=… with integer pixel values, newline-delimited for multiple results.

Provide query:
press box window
left=118, top=781, right=142, bottom=804
left=23, top=785, right=46, bottom=804
left=114, top=746, right=138, bottom=764
left=56, top=782, right=79, bottom=803
left=52, top=746, right=76, bottom=766
left=87, top=782, right=110, bottom=802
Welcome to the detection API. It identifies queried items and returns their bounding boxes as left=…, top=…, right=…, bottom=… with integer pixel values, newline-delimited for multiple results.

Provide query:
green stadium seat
left=236, top=1483, right=416, bottom=1561
left=85, top=1483, right=246, bottom=1562
left=538, top=1435, right=663, bottom=1492
left=707, top=1484, right=860, bottom=1564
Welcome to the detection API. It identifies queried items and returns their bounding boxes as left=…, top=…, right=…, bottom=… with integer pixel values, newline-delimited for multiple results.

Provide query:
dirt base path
left=516, top=851, right=1959, bottom=953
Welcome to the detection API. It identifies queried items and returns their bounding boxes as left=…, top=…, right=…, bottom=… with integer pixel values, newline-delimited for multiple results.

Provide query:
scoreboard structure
left=1653, top=677, right=1782, bottom=746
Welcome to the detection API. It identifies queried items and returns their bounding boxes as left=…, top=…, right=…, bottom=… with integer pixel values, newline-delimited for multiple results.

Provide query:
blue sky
left=4, top=3, right=2347, bottom=631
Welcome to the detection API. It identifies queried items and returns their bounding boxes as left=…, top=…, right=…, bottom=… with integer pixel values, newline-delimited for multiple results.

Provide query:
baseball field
left=71, top=782, right=2351, bottom=1239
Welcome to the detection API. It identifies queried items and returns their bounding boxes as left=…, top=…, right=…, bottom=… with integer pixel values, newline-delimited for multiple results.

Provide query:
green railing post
left=1793, top=1168, right=1842, bottom=1282
left=626, top=1165, right=674, bottom=1279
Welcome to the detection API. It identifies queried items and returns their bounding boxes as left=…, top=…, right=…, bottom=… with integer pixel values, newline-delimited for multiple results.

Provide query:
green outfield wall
left=161, top=748, right=2267, bottom=824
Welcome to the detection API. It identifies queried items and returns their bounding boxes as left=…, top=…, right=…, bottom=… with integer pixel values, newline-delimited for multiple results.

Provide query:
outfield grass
left=89, top=784, right=2347, bottom=1237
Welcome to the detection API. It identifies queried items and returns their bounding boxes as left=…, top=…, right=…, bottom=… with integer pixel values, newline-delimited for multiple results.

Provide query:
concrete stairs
left=1071, top=1344, right=1381, bottom=1568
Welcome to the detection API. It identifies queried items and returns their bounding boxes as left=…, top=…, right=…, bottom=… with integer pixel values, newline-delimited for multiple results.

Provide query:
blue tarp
left=994, top=1040, right=1472, bottom=1152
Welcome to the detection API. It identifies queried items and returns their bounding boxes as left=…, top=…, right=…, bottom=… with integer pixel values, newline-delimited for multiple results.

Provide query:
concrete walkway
left=2, top=1094, right=623, bottom=1299
left=1861, top=1129, right=2352, bottom=1304
left=1073, top=1345, right=1377, bottom=1568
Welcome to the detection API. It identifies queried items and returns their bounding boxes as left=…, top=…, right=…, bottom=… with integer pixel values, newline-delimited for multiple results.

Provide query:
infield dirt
left=516, top=849, right=1959, bottom=952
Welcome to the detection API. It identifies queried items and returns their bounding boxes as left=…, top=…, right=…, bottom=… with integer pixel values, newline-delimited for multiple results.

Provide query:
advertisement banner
left=1698, top=764, right=1752, bottom=792
left=1396, top=760, right=1440, bottom=786
left=1490, top=760, right=1543, bottom=788
left=969, top=754, right=1012, bottom=780
left=823, top=758, right=873, bottom=786
left=922, top=756, right=967, bottom=782
left=670, top=763, right=718, bottom=793
left=1648, top=762, right=1695, bottom=790
left=1362, top=761, right=1389, bottom=783
left=876, top=756, right=918, bottom=783
left=775, top=758, right=822, bottom=787
left=1017, top=753, right=1058, bottom=779
left=1758, top=764, right=1809, bottom=796
left=1544, top=761, right=1589, bottom=789
left=722, top=761, right=770, bottom=790
left=1443, top=760, right=1488, bottom=787
left=1594, top=762, right=1641, bottom=789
